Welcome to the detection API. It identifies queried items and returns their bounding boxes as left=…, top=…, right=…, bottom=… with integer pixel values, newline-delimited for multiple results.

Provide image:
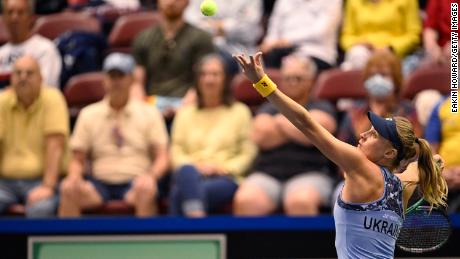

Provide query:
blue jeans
left=0, top=179, right=58, bottom=218
left=169, top=165, right=238, bottom=216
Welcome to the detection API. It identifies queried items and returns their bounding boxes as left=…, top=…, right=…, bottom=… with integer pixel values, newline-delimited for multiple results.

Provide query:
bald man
left=0, top=55, right=69, bottom=217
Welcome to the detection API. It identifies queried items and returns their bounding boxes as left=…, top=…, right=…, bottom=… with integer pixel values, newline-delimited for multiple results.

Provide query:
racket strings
left=397, top=208, right=451, bottom=253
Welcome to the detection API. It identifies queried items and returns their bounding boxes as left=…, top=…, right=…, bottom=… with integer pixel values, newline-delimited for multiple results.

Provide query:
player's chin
left=356, top=145, right=370, bottom=157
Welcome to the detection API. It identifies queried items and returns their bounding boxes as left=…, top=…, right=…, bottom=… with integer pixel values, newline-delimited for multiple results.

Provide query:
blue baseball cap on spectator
left=103, top=53, right=135, bottom=74
left=367, top=111, right=404, bottom=160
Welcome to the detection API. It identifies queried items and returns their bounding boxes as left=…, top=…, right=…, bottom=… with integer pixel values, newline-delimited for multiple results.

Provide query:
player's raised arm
left=234, top=52, right=372, bottom=177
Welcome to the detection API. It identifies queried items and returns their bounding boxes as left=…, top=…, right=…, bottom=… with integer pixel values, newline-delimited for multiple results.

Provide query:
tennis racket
left=396, top=157, right=451, bottom=253
left=396, top=198, right=451, bottom=253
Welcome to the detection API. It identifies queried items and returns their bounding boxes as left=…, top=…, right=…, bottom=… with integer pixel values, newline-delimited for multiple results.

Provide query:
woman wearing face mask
left=337, top=49, right=422, bottom=147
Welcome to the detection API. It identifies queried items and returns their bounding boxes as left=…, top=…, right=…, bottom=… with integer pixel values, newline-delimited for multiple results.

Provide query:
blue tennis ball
left=200, top=0, right=217, bottom=16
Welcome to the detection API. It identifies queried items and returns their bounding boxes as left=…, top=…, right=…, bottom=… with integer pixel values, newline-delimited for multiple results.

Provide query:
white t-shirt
left=0, top=34, right=62, bottom=88
left=264, top=0, right=342, bottom=65
left=104, top=0, right=140, bottom=9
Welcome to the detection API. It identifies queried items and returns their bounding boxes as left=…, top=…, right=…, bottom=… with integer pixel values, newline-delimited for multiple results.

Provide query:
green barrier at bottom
left=30, top=235, right=225, bottom=259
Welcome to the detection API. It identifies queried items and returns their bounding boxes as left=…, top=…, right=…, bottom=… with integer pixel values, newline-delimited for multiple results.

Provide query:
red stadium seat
left=83, top=198, right=170, bottom=216
left=401, top=64, right=450, bottom=100
left=108, top=12, right=160, bottom=53
left=31, top=12, right=101, bottom=40
left=232, top=68, right=282, bottom=113
left=312, top=69, right=366, bottom=102
left=83, top=200, right=135, bottom=215
left=64, top=72, right=106, bottom=118
left=5, top=204, right=25, bottom=216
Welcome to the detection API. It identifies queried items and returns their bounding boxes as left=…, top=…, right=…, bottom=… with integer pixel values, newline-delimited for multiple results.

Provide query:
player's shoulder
left=397, top=161, right=419, bottom=183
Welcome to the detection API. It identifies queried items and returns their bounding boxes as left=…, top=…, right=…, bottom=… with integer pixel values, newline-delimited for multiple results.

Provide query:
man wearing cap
left=58, top=53, right=170, bottom=217
left=0, top=55, right=68, bottom=217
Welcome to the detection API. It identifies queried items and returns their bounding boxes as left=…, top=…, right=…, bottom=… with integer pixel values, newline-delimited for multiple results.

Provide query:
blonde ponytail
left=394, top=117, right=448, bottom=209
left=416, top=138, right=448, bottom=208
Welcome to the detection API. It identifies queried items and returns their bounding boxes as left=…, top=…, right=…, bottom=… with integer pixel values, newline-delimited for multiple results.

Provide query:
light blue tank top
left=334, top=167, right=404, bottom=259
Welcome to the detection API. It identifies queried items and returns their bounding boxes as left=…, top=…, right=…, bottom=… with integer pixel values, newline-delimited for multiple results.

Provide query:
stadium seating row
left=0, top=10, right=159, bottom=53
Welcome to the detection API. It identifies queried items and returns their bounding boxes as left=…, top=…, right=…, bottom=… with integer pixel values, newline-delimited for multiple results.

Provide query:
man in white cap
left=59, top=53, right=169, bottom=217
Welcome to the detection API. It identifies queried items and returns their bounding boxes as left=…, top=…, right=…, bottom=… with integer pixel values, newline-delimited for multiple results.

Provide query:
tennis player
left=234, top=52, right=448, bottom=259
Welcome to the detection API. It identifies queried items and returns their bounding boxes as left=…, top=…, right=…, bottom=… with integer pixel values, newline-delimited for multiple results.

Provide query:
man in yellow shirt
left=0, top=56, right=69, bottom=217
left=59, top=53, right=169, bottom=217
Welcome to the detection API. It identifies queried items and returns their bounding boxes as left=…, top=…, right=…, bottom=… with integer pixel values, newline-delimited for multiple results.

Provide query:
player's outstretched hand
left=233, top=52, right=265, bottom=83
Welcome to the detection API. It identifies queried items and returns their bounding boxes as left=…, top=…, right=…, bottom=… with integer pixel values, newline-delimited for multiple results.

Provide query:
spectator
left=0, top=55, right=68, bottom=217
left=169, top=54, right=256, bottom=217
left=425, top=98, right=460, bottom=213
left=338, top=49, right=422, bottom=148
left=340, top=0, right=421, bottom=70
left=59, top=53, right=169, bottom=217
left=233, top=55, right=337, bottom=216
left=260, top=0, right=342, bottom=71
left=185, top=0, right=263, bottom=74
left=132, top=0, right=214, bottom=116
left=0, top=0, right=62, bottom=88
left=422, top=0, right=451, bottom=65
left=413, top=89, right=443, bottom=128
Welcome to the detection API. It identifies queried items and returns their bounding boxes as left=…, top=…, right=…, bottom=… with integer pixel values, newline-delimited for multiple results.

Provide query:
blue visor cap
left=367, top=111, right=404, bottom=160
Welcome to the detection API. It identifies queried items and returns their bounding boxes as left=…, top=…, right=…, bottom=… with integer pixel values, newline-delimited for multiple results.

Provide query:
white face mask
left=364, top=74, right=395, bottom=98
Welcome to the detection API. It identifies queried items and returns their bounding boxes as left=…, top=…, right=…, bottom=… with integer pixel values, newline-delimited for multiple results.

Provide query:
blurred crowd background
left=0, top=0, right=457, bottom=219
